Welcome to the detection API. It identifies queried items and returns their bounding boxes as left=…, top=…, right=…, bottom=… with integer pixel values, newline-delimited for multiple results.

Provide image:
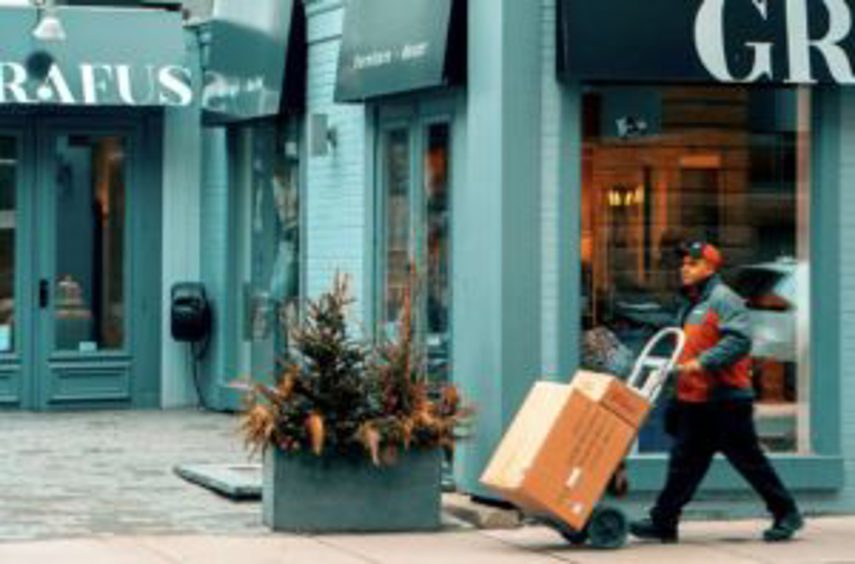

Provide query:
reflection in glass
left=54, top=135, right=126, bottom=351
left=383, top=128, right=410, bottom=334
left=0, top=137, right=15, bottom=353
left=424, top=124, right=451, bottom=382
left=580, top=86, right=810, bottom=453
left=231, top=121, right=301, bottom=383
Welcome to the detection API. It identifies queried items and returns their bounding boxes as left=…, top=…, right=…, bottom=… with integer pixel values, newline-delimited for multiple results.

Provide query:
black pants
left=650, top=400, right=798, bottom=529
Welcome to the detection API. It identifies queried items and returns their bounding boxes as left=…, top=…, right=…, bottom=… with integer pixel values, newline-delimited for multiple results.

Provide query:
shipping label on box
left=521, top=392, right=636, bottom=529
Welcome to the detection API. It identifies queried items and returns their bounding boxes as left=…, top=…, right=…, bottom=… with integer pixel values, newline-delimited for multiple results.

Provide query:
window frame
left=569, top=84, right=844, bottom=491
left=372, top=97, right=457, bottom=383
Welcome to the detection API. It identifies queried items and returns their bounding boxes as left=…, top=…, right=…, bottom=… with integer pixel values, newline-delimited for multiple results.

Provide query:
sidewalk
left=0, top=409, right=260, bottom=541
left=1, top=409, right=851, bottom=562
left=0, top=516, right=852, bottom=563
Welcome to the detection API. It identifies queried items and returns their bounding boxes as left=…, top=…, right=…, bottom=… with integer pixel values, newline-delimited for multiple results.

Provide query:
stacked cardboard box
left=480, top=371, right=649, bottom=530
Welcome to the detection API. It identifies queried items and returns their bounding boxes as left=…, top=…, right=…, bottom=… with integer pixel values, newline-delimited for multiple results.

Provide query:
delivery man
left=629, top=241, right=803, bottom=543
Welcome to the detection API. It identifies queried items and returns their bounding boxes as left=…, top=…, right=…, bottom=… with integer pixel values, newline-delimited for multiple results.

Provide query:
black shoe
left=629, top=518, right=678, bottom=543
left=763, top=510, right=804, bottom=542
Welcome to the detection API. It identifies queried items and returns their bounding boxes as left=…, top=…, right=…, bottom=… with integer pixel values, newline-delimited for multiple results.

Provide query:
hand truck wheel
left=542, top=516, right=589, bottom=545
left=587, top=506, right=628, bottom=549
left=558, top=526, right=589, bottom=545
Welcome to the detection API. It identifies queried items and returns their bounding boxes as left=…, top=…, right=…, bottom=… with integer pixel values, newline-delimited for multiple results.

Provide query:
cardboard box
left=480, top=371, right=650, bottom=530
left=479, top=382, right=572, bottom=511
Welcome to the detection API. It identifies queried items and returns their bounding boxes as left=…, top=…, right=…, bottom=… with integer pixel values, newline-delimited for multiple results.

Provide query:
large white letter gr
left=695, top=0, right=773, bottom=82
left=786, top=0, right=855, bottom=84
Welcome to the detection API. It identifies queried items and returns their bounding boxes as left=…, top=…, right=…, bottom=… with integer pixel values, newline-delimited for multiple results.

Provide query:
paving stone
left=174, top=463, right=262, bottom=500
left=0, top=409, right=473, bottom=541
left=0, top=409, right=265, bottom=541
left=442, top=493, right=523, bottom=529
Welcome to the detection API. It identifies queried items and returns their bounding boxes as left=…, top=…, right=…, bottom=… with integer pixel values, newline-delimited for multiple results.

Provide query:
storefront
left=554, top=0, right=849, bottom=511
left=335, top=0, right=465, bottom=384
left=298, top=0, right=855, bottom=516
left=196, top=0, right=305, bottom=410
left=0, top=4, right=195, bottom=409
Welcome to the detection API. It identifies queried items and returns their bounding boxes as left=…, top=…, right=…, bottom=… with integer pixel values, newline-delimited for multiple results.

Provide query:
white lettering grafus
left=695, top=0, right=772, bottom=82
left=0, top=63, right=29, bottom=103
left=695, top=0, right=855, bottom=84
left=81, top=64, right=114, bottom=105
left=786, top=0, right=855, bottom=83
left=158, top=66, right=194, bottom=106
left=0, top=62, right=193, bottom=106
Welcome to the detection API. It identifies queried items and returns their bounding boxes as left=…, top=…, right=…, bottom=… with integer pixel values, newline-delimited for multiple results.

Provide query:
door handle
left=39, top=279, right=49, bottom=309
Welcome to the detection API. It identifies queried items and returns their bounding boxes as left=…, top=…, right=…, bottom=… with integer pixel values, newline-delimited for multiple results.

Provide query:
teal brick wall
left=540, top=0, right=561, bottom=378
left=832, top=89, right=855, bottom=510
left=305, top=0, right=368, bottom=326
left=198, top=127, right=234, bottom=409
left=539, top=0, right=579, bottom=380
left=160, top=27, right=203, bottom=407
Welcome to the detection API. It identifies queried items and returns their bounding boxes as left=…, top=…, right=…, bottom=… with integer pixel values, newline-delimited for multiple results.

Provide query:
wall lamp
left=32, top=0, right=66, bottom=42
left=616, top=116, right=648, bottom=140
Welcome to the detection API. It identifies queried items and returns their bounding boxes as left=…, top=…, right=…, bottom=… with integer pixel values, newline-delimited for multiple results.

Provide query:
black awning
left=202, top=0, right=306, bottom=124
left=557, top=0, right=707, bottom=84
left=557, top=0, right=855, bottom=85
left=334, top=0, right=466, bottom=103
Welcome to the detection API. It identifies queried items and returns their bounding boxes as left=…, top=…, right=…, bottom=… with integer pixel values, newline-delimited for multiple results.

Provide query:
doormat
left=174, top=463, right=262, bottom=501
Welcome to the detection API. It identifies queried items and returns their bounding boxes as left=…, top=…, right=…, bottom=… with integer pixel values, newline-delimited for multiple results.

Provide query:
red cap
left=682, top=241, right=723, bottom=271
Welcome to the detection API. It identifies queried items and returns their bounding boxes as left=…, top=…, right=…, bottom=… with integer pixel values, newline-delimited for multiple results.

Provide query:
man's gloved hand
left=677, top=359, right=703, bottom=374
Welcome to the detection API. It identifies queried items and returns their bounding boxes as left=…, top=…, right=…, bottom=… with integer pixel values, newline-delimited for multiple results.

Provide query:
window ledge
left=627, top=454, right=843, bottom=492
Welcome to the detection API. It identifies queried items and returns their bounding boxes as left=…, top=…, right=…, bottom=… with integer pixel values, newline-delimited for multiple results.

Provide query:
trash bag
left=581, top=326, right=635, bottom=379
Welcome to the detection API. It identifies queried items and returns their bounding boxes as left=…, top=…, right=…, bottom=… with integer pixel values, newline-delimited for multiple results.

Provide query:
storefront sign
left=0, top=61, right=191, bottom=106
left=558, top=0, right=855, bottom=84
left=0, top=6, right=191, bottom=106
left=334, top=0, right=466, bottom=102
left=202, top=0, right=304, bottom=123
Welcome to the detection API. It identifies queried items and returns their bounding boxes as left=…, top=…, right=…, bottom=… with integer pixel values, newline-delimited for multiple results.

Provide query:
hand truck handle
left=626, top=328, right=686, bottom=404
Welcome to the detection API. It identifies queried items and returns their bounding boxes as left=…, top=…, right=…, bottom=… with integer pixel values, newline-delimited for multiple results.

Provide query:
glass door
left=0, top=129, right=28, bottom=407
left=376, top=105, right=454, bottom=385
left=36, top=127, right=134, bottom=408
left=418, top=121, right=452, bottom=384
left=230, top=121, right=301, bottom=390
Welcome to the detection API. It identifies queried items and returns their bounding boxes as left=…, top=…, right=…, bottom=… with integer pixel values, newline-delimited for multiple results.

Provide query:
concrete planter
left=262, top=447, right=443, bottom=532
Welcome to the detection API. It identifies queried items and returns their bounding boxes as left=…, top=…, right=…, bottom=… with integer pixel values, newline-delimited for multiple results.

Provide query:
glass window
left=378, top=120, right=453, bottom=384
left=231, top=121, right=300, bottom=380
left=0, top=136, right=16, bottom=353
left=580, top=86, right=811, bottom=454
left=424, top=123, right=451, bottom=382
left=381, top=128, right=411, bottom=336
left=54, top=135, right=126, bottom=352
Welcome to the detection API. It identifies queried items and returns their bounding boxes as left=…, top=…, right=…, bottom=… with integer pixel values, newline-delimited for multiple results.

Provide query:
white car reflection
left=731, top=258, right=808, bottom=364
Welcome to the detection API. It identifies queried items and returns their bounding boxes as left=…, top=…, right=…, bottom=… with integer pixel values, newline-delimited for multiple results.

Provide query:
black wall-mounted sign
left=202, top=0, right=306, bottom=123
left=558, top=0, right=855, bottom=85
left=334, top=0, right=466, bottom=103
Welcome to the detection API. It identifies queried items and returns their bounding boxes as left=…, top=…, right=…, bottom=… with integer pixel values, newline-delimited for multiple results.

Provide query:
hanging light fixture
left=32, top=0, right=66, bottom=42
